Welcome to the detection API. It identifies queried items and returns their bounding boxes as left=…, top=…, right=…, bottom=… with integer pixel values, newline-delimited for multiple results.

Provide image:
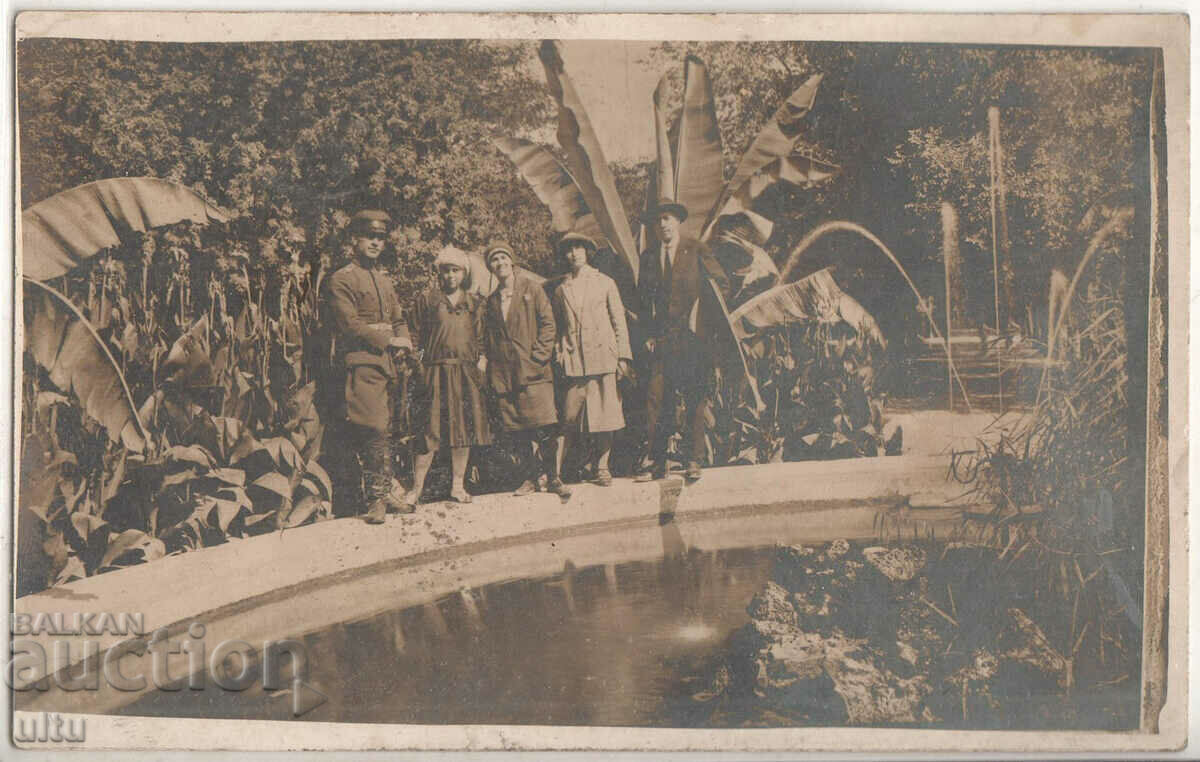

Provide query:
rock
left=747, top=581, right=798, bottom=626
left=823, top=640, right=933, bottom=724
left=747, top=619, right=932, bottom=725
left=825, top=539, right=851, bottom=560
left=896, top=640, right=920, bottom=667
left=863, top=545, right=927, bottom=582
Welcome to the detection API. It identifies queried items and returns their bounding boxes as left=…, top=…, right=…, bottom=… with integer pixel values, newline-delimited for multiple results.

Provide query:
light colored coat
left=551, top=266, right=631, bottom=378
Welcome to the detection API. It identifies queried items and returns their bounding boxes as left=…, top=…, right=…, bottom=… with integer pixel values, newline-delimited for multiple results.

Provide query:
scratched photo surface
left=11, top=18, right=1179, bottom=751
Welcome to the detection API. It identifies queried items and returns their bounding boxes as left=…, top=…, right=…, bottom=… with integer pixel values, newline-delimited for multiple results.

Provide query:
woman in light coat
left=550, top=232, right=632, bottom=486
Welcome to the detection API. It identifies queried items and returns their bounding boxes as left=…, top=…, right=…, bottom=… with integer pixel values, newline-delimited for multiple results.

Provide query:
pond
left=116, top=545, right=775, bottom=726
left=108, top=506, right=1138, bottom=730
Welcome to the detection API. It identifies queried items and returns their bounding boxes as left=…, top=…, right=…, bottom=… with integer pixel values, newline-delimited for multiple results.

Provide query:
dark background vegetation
left=17, top=39, right=1156, bottom=602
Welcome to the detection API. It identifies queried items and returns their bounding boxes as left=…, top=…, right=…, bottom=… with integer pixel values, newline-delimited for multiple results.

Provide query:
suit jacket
left=551, top=266, right=632, bottom=378
left=637, top=235, right=730, bottom=343
left=482, top=274, right=556, bottom=394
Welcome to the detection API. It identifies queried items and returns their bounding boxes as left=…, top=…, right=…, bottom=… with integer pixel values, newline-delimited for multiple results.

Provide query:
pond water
left=116, top=545, right=775, bottom=726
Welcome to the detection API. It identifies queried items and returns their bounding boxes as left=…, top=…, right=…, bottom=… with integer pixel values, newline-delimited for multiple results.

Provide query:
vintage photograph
left=10, top=12, right=1185, bottom=753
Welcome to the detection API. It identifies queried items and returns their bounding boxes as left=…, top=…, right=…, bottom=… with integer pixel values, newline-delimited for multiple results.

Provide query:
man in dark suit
left=635, top=198, right=730, bottom=482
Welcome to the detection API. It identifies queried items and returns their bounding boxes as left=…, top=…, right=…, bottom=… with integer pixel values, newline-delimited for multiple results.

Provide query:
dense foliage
left=17, top=39, right=1155, bottom=595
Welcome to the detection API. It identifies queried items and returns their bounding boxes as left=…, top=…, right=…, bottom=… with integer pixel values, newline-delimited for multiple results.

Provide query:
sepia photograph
left=9, top=11, right=1188, bottom=753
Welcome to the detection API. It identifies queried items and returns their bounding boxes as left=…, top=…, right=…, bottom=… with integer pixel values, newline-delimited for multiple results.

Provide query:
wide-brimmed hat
left=349, top=209, right=391, bottom=236
left=641, top=197, right=688, bottom=224
left=555, top=232, right=598, bottom=256
left=484, top=240, right=518, bottom=270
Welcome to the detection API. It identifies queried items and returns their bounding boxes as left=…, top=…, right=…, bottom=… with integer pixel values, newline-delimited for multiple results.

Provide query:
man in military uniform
left=324, top=209, right=412, bottom=524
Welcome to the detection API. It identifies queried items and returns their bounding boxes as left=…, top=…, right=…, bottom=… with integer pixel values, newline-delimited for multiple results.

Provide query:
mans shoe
left=385, top=494, right=415, bottom=515
left=685, top=462, right=703, bottom=481
left=634, top=466, right=666, bottom=483
left=449, top=489, right=473, bottom=504
left=594, top=469, right=613, bottom=487
left=513, top=480, right=537, bottom=496
left=547, top=478, right=572, bottom=498
left=364, top=499, right=387, bottom=525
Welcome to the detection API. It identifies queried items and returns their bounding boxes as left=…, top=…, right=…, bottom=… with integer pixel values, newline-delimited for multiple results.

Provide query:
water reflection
left=118, top=546, right=776, bottom=726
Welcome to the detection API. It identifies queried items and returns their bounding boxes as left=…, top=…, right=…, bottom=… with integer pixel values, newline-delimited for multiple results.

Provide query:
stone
left=863, top=545, right=928, bottom=582
left=748, top=620, right=933, bottom=725
left=747, top=581, right=798, bottom=626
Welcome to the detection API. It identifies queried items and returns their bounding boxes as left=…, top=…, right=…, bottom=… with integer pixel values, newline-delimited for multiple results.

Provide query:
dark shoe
left=385, top=494, right=415, bottom=515
left=594, top=469, right=613, bottom=487
left=513, top=480, right=537, bottom=496
left=364, top=499, right=387, bottom=525
left=548, top=478, right=573, bottom=498
left=685, top=462, right=703, bottom=481
left=634, top=465, right=666, bottom=483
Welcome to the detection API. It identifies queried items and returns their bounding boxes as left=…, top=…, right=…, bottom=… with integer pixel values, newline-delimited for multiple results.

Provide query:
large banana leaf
left=24, top=278, right=148, bottom=452
left=728, top=267, right=885, bottom=347
left=492, top=137, right=604, bottom=242
left=673, top=56, right=724, bottom=240
left=539, top=40, right=639, bottom=282
left=703, top=75, right=823, bottom=238
left=712, top=230, right=780, bottom=307
left=717, top=152, right=840, bottom=220
left=22, top=177, right=230, bottom=281
left=652, top=73, right=676, bottom=208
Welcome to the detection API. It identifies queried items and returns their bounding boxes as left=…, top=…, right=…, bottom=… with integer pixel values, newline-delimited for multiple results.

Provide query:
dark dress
left=410, top=288, right=493, bottom=451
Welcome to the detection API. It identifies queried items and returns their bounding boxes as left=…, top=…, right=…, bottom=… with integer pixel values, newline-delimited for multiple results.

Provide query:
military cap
left=349, top=209, right=392, bottom=236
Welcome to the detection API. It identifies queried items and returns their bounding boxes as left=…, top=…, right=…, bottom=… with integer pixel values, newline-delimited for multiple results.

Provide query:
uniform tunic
left=325, top=261, right=409, bottom=432
left=410, top=288, right=493, bottom=450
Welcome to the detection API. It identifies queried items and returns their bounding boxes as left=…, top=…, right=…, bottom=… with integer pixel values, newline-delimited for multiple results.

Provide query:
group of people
left=323, top=197, right=728, bottom=524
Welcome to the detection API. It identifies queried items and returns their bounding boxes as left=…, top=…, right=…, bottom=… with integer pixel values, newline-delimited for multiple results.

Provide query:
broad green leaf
left=22, top=177, right=230, bottom=281
left=164, top=444, right=215, bottom=470
left=260, top=437, right=301, bottom=476
left=24, top=279, right=148, bottom=451
left=207, top=498, right=250, bottom=533
left=728, top=267, right=885, bottom=349
left=54, top=556, right=87, bottom=586
left=673, top=56, right=725, bottom=240
left=208, top=468, right=245, bottom=487
left=98, top=529, right=165, bottom=570
left=304, top=459, right=332, bottom=500
left=702, top=75, right=823, bottom=238
left=539, top=40, right=639, bottom=282
left=492, top=137, right=604, bottom=242
left=281, top=494, right=321, bottom=528
left=250, top=471, right=291, bottom=500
